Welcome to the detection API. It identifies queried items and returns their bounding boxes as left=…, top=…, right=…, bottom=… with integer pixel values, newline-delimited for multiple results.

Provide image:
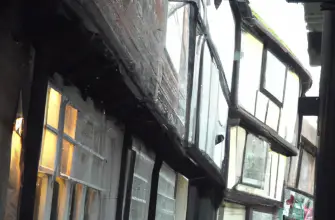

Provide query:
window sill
left=224, top=189, right=282, bottom=208
left=229, top=107, right=299, bottom=156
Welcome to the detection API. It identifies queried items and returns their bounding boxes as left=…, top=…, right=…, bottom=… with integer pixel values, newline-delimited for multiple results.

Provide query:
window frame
left=259, top=45, right=288, bottom=108
left=240, top=132, right=270, bottom=189
left=193, top=39, right=229, bottom=166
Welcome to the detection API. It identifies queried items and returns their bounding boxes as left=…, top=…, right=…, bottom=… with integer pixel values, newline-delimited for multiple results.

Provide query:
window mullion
left=53, top=96, right=68, bottom=179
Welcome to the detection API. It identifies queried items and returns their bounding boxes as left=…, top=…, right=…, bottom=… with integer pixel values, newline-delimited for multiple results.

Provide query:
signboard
left=279, top=189, right=313, bottom=220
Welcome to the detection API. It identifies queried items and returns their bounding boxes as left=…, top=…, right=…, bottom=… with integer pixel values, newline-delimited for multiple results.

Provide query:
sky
left=249, top=0, right=320, bottom=127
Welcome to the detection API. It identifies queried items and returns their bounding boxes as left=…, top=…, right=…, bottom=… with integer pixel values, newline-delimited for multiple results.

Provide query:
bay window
left=228, top=126, right=287, bottom=201
left=194, top=42, right=228, bottom=167
left=238, top=31, right=301, bottom=147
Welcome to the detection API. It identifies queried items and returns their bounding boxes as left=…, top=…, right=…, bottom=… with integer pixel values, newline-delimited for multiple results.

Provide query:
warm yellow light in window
left=64, top=105, right=78, bottom=138
left=46, top=88, right=61, bottom=129
left=61, top=140, right=74, bottom=176
left=40, top=129, right=57, bottom=170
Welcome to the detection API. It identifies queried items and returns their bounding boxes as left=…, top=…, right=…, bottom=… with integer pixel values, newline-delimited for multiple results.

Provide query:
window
left=34, top=86, right=119, bottom=220
left=238, top=31, right=301, bottom=147
left=262, top=50, right=287, bottom=103
left=197, top=43, right=228, bottom=167
left=156, top=164, right=177, bottom=220
left=165, top=2, right=191, bottom=126
left=278, top=71, right=300, bottom=145
left=130, top=140, right=155, bottom=220
left=298, top=150, right=315, bottom=195
left=228, top=126, right=287, bottom=200
left=188, top=36, right=205, bottom=143
left=242, top=134, right=269, bottom=188
left=220, top=203, right=246, bottom=220
left=281, top=189, right=314, bottom=220
left=238, top=32, right=263, bottom=114
left=252, top=211, right=273, bottom=220
left=207, top=0, right=236, bottom=89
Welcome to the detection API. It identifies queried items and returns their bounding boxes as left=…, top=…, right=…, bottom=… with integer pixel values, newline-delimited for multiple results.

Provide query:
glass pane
left=188, top=36, right=203, bottom=143
left=266, top=101, right=280, bottom=131
left=40, top=129, right=57, bottom=170
left=279, top=71, right=300, bottom=145
left=46, top=88, right=61, bottom=129
left=64, top=105, right=78, bottom=138
left=156, top=164, right=176, bottom=220
left=70, top=184, right=85, bottom=220
left=213, top=90, right=228, bottom=167
left=223, top=203, right=246, bottom=220
left=33, top=175, right=48, bottom=220
left=75, top=111, right=95, bottom=149
left=298, top=150, right=315, bottom=195
left=207, top=0, right=236, bottom=89
left=84, top=189, right=100, bottom=220
left=166, top=2, right=190, bottom=125
left=276, top=155, right=287, bottom=201
left=61, top=140, right=74, bottom=176
left=50, top=181, right=60, bottom=220
left=228, top=127, right=246, bottom=189
left=242, top=134, right=269, bottom=188
left=269, top=152, right=279, bottom=198
left=238, top=32, right=263, bottom=114
left=264, top=51, right=286, bottom=102
left=255, top=91, right=268, bottom=123
left=205, top=63, right=220, bottom=157
left=252, top=211, right=273, bottom=220
left=130, top=150, right=154, bottom=220
left=198, top=44, right=212, bottom=151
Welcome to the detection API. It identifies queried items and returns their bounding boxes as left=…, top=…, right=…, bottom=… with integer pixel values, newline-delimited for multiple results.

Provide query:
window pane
left=198, top=44, right=212, bottom=151
left=166, top=2, right=190, bottom=125
left=46, top=88, right=61, bottom=129
left=213, top=90, right=228, bottom=167
left=84, top=189, right=100, bottom=220
left=61, top=140, right=74, bottom=176
left=265, top=101, right=280, bottom=131
left=264, top=51, right=286, bottom=102
left=238, top=32, right=263, bottom=114
left=50, top=181, right=60, bottom=220
left=242, top=134, right=269, bottom=188
left=130, top=148, right=154, bottom=220
left=279, top=71, right=300, bottom=145
left=204, top=63, right=220, bottom=157
left=188, top=36, right=204, bottom=143
left=40, top=129, right=57, bottom=170
left=156, top=164, right=176, bottom=220
left=252, top=211, right=273, bottom=220
left=70, top=184, right=85, bottom=220
left=33, top=175, right=49, bottom=220
left=64, top=105, right=78, bottom=138
left=70, top=145, right=104, bottom=187
left=269, top=152, right=279, bottom=198
left=228, top=127, right=246, bottom=189
left=223, top=203, right=246, bottom=220
left=298, top=150, right=315, bottom=195
left=286, top=151, right=300, bottom=187
left=276, top=155, right=287, bottom=201
left=207, top=1, right=236, bottom=89
left=255, top=91, right=268, bottom=123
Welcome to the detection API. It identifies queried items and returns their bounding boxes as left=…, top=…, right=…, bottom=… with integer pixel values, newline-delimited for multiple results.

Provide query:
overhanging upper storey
left=229, top=0, right=313, bottom=156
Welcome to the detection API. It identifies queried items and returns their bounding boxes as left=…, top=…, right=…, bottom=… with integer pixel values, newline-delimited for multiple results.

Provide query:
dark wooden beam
left=18, top=52, right=49, bottom=220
